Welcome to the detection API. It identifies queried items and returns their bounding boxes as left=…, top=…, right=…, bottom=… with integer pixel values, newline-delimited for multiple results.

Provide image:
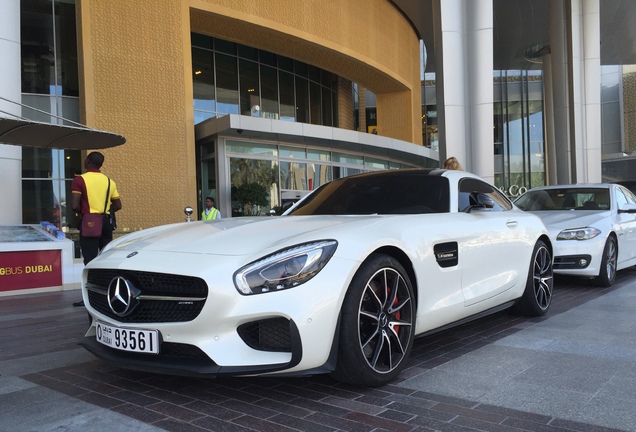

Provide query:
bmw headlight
left=557, top=227, right=601, bottom=240
left=234, top=240, right=338, bottom=295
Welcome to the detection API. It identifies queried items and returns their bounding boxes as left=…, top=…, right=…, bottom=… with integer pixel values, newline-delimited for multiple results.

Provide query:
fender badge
left=126, top=252, right=138, bottom=258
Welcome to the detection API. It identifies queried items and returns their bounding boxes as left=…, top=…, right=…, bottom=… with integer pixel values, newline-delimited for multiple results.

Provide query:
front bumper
left=551, top=236, right=606, bottom=277
left=80, top=249, right=356, bottom=377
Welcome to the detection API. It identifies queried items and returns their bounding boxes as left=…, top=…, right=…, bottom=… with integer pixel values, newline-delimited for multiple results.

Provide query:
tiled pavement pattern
left=1, top=271, right=635, bottom=432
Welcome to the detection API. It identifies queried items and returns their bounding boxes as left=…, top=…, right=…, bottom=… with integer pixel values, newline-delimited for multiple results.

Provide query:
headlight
left=557, top=227, right=601, bottom=240
left=234, top=240, right=338, bottom=295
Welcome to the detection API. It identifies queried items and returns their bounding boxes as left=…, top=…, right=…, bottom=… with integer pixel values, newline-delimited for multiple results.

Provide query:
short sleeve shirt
left=71, top=169, right=120, bottom=214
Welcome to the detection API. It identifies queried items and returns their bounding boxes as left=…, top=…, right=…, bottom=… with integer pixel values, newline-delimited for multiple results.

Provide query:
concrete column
left=549, top=0, right=572, bottom=184
left=581, top=0, right=602, bottom=182
left=0, top=0, right=23, bottom=224
left=467, top=0, right=494, bottom=182
left=433, top=0, right=494, bottom=181
left=542, top=54, right=558, bottom=184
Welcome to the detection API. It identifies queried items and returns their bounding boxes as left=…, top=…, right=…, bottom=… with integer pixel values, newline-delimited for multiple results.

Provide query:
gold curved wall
left=77, top=0, right=422, bottom=230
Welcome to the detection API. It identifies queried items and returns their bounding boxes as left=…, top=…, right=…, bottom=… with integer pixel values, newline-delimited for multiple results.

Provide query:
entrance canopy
left=0, top=117, right=126, bottom=150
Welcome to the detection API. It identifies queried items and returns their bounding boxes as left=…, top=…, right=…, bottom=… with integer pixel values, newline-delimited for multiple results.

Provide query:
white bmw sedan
left=80, top=169, right=553, bottom=386
left=514, top=183, right=636, bottom=287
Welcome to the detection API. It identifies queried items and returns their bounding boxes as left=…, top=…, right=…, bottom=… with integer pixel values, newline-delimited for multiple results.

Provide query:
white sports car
left=80, top=169, right=553, bottom=386
left=514, top=183, right=636, bottom=287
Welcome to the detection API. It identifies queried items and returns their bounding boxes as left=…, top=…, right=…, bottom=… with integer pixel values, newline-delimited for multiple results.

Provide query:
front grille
left=87, top=269, right=208, bottom=323
left=237, top=318, right=292, bottom=352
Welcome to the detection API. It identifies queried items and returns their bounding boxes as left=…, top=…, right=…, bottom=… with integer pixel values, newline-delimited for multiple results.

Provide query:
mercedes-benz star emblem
left=107, top=277, right=139, bottom=316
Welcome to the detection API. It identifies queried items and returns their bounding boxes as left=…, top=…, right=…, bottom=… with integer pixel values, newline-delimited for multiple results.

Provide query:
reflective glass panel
left=239, top=59, right=260, bottom=116
left=215, top=53, right=239, bottom=115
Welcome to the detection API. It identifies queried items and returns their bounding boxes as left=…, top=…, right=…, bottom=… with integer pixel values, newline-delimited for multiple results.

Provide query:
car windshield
left=515, top=187, right=610, bottom=211
left=288, top=171, right=450, bottom=215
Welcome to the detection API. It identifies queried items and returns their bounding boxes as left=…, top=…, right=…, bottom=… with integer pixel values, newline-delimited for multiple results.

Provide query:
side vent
left=434, top=242, right=458, bottom=268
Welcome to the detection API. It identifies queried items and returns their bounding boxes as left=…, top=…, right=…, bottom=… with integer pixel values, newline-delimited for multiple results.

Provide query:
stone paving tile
left=4, top=273, right=636, bottom=432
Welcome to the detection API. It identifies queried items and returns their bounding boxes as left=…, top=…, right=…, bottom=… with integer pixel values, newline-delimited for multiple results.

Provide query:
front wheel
left=513, top=240, right=553, bottom=316
left=332, top=254, right=415, bottom=386
left=595, top=236, right=617, bottom=287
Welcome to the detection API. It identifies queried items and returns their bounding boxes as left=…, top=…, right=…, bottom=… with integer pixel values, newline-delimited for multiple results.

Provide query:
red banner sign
left=0, top=250, right=62, bottom=291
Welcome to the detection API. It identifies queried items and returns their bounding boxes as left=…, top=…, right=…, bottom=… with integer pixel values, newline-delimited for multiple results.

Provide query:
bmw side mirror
left=618, top=203, right=636, bottom=214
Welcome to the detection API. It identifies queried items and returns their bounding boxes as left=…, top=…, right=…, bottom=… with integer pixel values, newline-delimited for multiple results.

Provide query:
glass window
left=239, top=59, right=260, bottom=116
left=309, top=81, right=321, bottom=124
left=294, top=60, right=308, bottom=78
left=308, top=163, right=332, bottom=190
left=333, top=152, right=363, bottom=165
left=230, top=158, right=279, bottom=216
left=278, top=56, right=293, bottom=72
left=191, top=33, right=212, bottom=49
left=55, top=0, right=79, bottom=96
left=215, top=39, right=236, bottom=55
left=226, top=141, right=278, bottom=156
left=365, top=157, right=388, bottom=169
left=238, top=45, right=258, bottom=61
left=215, top=53, right=239, bottom=115
left=322, top=86, right=333, bottom=126
left=22, top=179, right=63, bottom=227
left=260, top=65, right=279, bottom=119
left=307, top=149, right=330, bottom=161
left=308, top=65, right=321, bottom=83
left=22, top=147, right=54, bottom=178
left=21, top=0, right=55, bottom=95
left=333, top=166, right=363, bottom=179
left=295, top=76, right=309, bottom=123
left=280, top=146, right=305, bottom=158
left=279, top=71, right=295, bottom=121
left=259, top=50, right=277, bottom=67
left=192, top=47, right=216, bottom=113
left=458, top=178, right=512, bottom=212
left=280, top=161, right=307, bottom=190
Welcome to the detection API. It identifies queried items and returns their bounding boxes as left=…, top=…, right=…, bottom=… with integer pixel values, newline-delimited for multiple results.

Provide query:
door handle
left=506, top=220, right=518, bottom=228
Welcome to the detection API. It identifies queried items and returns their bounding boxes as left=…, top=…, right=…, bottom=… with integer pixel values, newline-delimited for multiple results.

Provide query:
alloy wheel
left=357, top=268, right=414, bottom=374
left=533, top=245, right=553, bottom=310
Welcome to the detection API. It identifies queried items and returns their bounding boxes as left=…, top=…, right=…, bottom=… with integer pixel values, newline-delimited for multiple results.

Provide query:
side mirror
left=466, top=193, right=494, bottom=213
left=618, top=203, right=636, bottom=214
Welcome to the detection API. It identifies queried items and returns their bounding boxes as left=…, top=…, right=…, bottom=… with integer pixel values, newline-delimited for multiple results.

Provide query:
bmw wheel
left=596, top=236, right=617, bottom=287
left=513, top=240, right=553, bottom=316
left=333, top=254, right=415, bottom=386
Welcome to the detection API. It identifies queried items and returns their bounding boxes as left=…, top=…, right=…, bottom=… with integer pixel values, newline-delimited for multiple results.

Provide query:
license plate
left=95, top=321, right=159, bottom=354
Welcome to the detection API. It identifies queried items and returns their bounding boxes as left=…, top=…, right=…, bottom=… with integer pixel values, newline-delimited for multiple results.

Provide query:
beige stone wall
left=77, top=0, right=422, bottom=230
left=77, top=0, right=197, bottom=230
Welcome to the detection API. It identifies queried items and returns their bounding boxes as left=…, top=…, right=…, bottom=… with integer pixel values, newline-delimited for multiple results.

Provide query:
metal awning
left=0, top=117, right=126, bottom=150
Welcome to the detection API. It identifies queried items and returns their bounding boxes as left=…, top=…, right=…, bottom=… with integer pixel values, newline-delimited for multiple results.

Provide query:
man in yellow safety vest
left=202, top=196, right=221, bottom=220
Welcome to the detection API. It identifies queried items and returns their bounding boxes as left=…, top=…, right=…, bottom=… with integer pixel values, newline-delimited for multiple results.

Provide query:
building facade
left=2, top=0, right=636, bottom=237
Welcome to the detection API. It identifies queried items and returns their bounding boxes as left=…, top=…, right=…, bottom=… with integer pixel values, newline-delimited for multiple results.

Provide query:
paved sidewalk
left=1, top=271, right=635, bottom=432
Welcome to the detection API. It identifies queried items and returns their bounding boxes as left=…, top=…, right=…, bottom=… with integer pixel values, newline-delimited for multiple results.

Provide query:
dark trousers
left=79, top=214, right=113, bottom=265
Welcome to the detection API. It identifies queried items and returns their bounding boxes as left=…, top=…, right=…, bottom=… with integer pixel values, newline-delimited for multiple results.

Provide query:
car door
left=456, top=178, right=531, bottom=307
left=614, top=185, right=636, bottom=266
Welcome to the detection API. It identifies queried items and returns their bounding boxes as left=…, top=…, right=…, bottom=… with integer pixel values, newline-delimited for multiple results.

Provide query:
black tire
left=332, top=254, right=415, bottom=386
left=595, top=236, right=617, bottom=287
left=513, top=240, right=553, bottom=316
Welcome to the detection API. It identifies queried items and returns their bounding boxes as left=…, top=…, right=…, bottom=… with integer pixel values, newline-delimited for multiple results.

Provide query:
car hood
left=529, top=210, right=610, bottom=230
left=103, top=216, right=380, bottom=256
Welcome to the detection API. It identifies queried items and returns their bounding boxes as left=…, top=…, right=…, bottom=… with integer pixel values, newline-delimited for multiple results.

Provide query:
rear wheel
left=332, top=254, right=415, bottom=386
left=514, top=240, right=553, bottom=316
left=595, top=236, right=617, bottom=287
